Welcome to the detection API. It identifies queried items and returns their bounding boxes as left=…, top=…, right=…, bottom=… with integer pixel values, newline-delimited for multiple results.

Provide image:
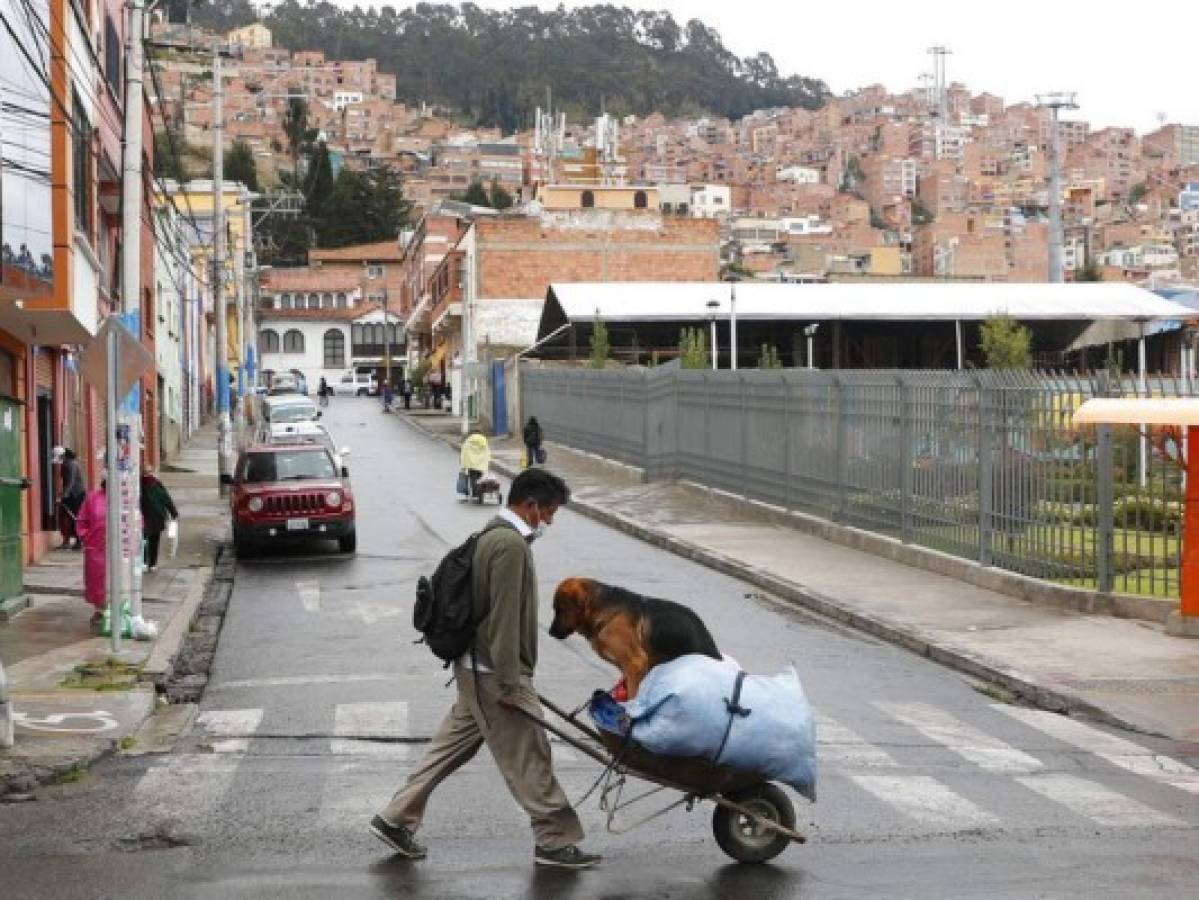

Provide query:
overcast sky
left=313, top=0, right=1197, bottom=134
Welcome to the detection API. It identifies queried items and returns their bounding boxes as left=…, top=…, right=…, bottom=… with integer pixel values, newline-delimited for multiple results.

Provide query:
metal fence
left=521, top=365, right=1196, bottom=598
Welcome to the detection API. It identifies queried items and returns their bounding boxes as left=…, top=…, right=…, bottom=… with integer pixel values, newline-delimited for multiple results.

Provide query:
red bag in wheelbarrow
left=620, top=655, right=817, bottom=802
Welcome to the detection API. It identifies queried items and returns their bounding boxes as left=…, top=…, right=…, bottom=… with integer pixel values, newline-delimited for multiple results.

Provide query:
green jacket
left=470, top=517, right=538, bottom=694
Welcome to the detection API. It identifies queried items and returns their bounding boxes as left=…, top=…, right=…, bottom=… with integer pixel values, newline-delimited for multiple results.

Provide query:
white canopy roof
left=1074, top=398, right=1199, bottom=427
left=544, top=282, right=1195, bottom=324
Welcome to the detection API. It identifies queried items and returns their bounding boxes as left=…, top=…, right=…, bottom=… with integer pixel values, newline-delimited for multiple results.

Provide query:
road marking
left=210, top=673, right=397, bottom=690
left=849, top=775, right=998, bottom=830
left=195, top=707, right=265, bottom=753
left=875, top=701, right=1043, bottom=774
left=993, top=705, right=1199, bottom=795
left=1016, top=774, right=1186, bottom=828
left=13, top=710, right=119, bottom=734
left=332, top=701, right=410, bottom=758
left=816, top=713, right=898, bottom=768
left=133, top=754, right=242, bottom=824
left=297, top=579, right=322, bottom=613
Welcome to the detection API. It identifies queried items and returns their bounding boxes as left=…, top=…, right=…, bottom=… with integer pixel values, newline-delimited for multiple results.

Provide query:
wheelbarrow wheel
left=712, top=783, right=795, bottom=863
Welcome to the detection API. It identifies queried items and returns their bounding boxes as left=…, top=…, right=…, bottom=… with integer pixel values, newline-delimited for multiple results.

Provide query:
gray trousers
left=380, top=661, right=584, bottom=850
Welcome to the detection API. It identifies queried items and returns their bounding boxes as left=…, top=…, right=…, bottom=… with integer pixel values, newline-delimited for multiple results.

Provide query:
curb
left=140, top=568, right=212, bottom=687
left=398, top=412, right=1165, bottom=738
left=1, top=546, right=227, bottom=797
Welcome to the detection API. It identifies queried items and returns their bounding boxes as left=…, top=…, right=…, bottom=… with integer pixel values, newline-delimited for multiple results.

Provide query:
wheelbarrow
left=517, top=693, right=807, bottom=864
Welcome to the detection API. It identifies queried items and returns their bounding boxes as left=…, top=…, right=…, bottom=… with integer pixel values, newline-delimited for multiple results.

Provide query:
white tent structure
left=536, top=282, right=1198, bottom=368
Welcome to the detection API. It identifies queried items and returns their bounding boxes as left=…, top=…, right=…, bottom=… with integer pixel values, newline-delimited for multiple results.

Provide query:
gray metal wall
left=521, top=365, right=1195, bottom=597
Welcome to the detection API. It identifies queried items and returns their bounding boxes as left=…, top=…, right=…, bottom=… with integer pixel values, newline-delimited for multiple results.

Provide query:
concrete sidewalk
left=0, top=420, right=228, bottom=795
left=400, top=409, right=1199, bottom=746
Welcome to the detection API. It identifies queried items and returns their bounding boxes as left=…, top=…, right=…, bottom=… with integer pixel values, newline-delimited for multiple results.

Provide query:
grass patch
left=53, top=764, right=87, bottom=784
left=61, top=658, right=142, bottom=691
left=972, top=683, right=1018, bottom=705
left=119, top=735, right=138, bottom=751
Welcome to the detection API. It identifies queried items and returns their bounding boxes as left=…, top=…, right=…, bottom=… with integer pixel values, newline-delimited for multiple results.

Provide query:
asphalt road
left=2, top=397, right=1198, bottom=899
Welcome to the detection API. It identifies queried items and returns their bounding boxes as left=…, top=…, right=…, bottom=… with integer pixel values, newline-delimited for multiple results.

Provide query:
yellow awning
left=427, top=343, right=448, bottom=368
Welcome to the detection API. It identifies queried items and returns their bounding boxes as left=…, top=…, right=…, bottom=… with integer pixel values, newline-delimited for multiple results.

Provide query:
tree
left=282, top=97, right=316, bottom=180
left=1075, top=257, right=1104, bottom=282
left=720, top=260, right=753, bottom=280
left=911, top=197, right=935, bottom=225
left=758, top=344, right=782, bottom=369
left=316, top=166, right=412, bottom=248
left=154, top=131, right=186, bottom=182
left=1128, top=182, right=1148, bottom=205
left=980, top=315, right=1032, bottom=369
left=224, top=139, right=259, bottom=192
left=589, top=314, right=610, bottom=369
left=457, top=180, right=492, bottom=207
left=489, top=180, right=514, bottom=211
left=303, top=142, right=335, bottom=221
left=679, top=327, right=709, bottom=369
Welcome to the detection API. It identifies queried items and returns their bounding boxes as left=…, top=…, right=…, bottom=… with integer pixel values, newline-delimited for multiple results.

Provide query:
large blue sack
left=623, top=655, right=817, bottom=801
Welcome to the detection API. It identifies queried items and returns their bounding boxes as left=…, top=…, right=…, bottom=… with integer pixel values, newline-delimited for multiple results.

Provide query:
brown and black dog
left=549, top=577, right=721, bottom=698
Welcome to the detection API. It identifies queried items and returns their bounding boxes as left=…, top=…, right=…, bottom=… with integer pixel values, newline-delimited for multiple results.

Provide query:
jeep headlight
left=325, top=491, right=342, bottom=508
left=247, top=497, right=264, bottom=513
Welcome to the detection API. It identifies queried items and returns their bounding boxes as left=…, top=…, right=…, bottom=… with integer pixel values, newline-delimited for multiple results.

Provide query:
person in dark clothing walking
left=140, top=467, right=179, bottom=572
left=56, top=447, right=87, bottom=549
left=371, top=469, right=601, bottom=869
left=400, top=378, right=413, bottom=410
left=522, top=417, right=544, bottom=468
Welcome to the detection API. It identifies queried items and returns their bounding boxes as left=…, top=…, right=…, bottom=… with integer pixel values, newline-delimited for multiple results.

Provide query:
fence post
left=1096, top=423, right=1115, bottom=593
left=899, top=375, right=913, bottom=542
left=783, top=373, right=793, bottom=512
left=977, top=374, right=994, bottom=566
left=834, top=375, right=849, bottom=523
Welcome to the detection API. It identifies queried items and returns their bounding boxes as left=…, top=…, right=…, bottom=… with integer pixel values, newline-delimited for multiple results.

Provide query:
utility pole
left=382, top=287, right=391, bottom=392
left=1037, top=92, right=1080, bottom=283
left=114, top=0, right=147, bottom=640
left=213, top=46, right=232, bottom=494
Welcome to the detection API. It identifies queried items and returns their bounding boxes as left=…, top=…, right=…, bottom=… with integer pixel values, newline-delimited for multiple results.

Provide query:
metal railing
left=521, top=365, right=1195, bottom=598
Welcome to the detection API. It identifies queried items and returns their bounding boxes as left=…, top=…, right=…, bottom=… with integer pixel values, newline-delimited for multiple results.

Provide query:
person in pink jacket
left=74, top=483, right=108, bottom=623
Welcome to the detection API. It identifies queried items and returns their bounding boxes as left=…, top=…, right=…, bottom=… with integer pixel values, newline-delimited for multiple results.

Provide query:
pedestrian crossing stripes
left=168, top=700, right=1196, bottom=835
left=332, top=701, right=410, bottom=758
left=993, top=705, right=1199, bottom=795
left=815, top=713, right=898, bottom=768
left=195, top=707, right=264, bottom=753
left=849, top=775, right=998, bottom=830
left=875, top=701, right=1044, bottom=774
left=1015, top=774, right=1186, bottom=828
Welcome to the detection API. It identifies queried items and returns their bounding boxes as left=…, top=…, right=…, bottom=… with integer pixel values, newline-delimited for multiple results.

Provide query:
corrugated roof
left=309, top=240, right=404, bottom=262
left=262, top=269, right=359, bottom=292
left=544, top=282, right=1197, bottom=324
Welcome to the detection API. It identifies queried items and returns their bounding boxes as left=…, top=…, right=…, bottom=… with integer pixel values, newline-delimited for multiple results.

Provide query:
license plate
left=286, top=518, right=309, bottom=531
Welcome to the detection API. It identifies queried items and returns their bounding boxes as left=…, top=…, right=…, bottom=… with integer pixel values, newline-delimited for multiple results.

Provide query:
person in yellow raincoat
left=459, top=431, right=491, bottom=498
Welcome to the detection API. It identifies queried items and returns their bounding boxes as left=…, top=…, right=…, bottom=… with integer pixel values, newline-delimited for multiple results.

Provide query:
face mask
left=526, top=506, right=549, bottom=543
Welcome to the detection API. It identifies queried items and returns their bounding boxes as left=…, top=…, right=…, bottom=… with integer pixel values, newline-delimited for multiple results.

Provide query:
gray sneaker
left=534, top=844, right=602, bottom=869
left=370, top=815, right=427, bottom=859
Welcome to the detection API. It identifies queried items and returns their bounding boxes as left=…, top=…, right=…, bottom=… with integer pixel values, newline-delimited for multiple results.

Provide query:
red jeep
left=226, top=442, right=356, bottom=556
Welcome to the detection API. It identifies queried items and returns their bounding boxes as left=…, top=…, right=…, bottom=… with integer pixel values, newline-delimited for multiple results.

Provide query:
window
left=367, top=265, right=383, bottom=279
left=308, top=293, right=319, bottom=309
left=351, top=324, right=364, bottom=345
left=336, top=292, right=347, bottom=308
left=323, top=329, right=345, bottom=367
left=72, top=91, right=92, bottom=237
left=322, top=293, right=334, bottom=308
left=581, top=190, right=595, bottom=208
left=279, top=293, right=291, bottom=309
left=283, top=329, right=305, bottom=352
left=260, top=329, right=280, bottom=352
left=104, top=15, right=122, bottom=98
left=633, top=190, right=648, bottom=209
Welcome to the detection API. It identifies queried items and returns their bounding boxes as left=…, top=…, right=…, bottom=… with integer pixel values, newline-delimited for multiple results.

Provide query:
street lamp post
left=706, top=300, right=720, bottom=370
left=728, top=280, right=739, bottom=371
left=804, top=324, right=819, bottom=370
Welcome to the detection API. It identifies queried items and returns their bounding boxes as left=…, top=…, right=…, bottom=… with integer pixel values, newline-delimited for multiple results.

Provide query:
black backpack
left=413, top=523, right=503, bottom=665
